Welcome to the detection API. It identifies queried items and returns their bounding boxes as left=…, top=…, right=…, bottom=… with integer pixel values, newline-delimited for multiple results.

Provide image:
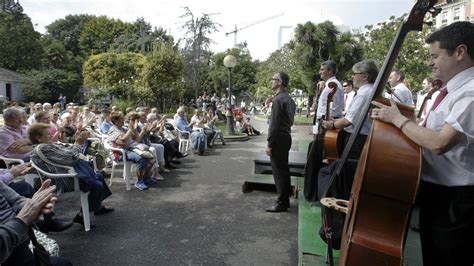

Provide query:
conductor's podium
left=254, top=151, right=306, bottom=176
left=242, top=151, right=307, bottom=196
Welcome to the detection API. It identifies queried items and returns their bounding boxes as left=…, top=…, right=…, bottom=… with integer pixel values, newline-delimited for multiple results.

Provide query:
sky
left=21, top=0, right=414, bottom=61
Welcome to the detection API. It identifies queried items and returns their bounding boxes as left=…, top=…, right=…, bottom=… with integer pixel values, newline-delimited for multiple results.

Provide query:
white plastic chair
left=0, top=155, right=25, bottom=169
left=176, top=128, right=194, bottom=156
left=30, top=161, right=91, bottom=232
left=0, top=155, right=39, bottom=184
left=103, top=142, right=133, bottom=191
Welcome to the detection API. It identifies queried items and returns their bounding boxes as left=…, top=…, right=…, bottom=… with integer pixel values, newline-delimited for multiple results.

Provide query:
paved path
left=50, top=116, right=312, bottom=265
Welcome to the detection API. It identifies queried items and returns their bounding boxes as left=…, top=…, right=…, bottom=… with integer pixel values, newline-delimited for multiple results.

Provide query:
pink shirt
left=0, top=125, right=31, bottom=161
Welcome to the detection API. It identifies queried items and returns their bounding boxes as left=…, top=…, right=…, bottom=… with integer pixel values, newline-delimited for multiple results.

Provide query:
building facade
left=0, top=68, right=25, bottom=102
left=435, top=0, right=474, bottom=28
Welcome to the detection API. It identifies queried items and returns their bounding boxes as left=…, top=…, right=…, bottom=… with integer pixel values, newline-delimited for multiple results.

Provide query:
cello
left=320, top=1, right=440, bottom=265
left=323, top=82, right=344, bottom=162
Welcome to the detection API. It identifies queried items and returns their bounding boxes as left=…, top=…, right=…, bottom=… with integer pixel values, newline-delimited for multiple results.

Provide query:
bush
left=111, top=99, right=136, bottom=113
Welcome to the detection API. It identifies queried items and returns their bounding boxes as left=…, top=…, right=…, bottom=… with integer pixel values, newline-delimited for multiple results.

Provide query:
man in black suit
left=266, top=72, right=296, bottom=212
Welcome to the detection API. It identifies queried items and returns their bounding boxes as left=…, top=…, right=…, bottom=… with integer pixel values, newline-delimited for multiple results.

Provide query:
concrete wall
left=0, top=80, right=25, bottom=102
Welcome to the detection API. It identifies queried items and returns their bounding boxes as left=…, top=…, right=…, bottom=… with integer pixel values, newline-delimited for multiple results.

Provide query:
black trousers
left=270, top=135, right=292, bottom=205
left=3, top=239, right=72, bottom=266
left=342, top=131, right=367, bottom=160
left=419, top=181, right=474, bottom=266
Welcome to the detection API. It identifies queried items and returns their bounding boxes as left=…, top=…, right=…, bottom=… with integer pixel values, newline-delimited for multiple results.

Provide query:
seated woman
left=146, top=113, right=187, bottom=168
left=27, top=123, right=114, bottom=228
left=107, top=112, right=156, bottom=190
left=190, top=109, right=215, bottom=148
left=130, top=111, right=168, bottom=178
left=57, top=113, right=77, bottom=143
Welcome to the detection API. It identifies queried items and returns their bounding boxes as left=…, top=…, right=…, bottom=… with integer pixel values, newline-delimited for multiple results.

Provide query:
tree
left=255, top=44, right=305, bottom=97
left=82, top=52, right=146, bottom=101
left=291, top=21, right=363, bottom=95
left=110, top=17, right=174, bottom=54
left=207, top=48, right=259, bottom=97
left=142, top=43, right=184, bottom=110
left=45, top=14, right=94, bottom=57
left=358, top=15, right=433, bottom=92
left=179, top=7, right=221, bottom=100
left=0, top=11, right=42, bottom=71
left=79, top=16, right=135, bottom=55
left=22, top=69, right=81, bottom=103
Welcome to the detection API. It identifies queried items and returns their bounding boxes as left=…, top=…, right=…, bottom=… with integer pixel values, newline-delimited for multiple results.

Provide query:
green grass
left=256, top=115, right=313, bottom=125
left=294, top=115, right=313, bottom=125
left=215, top=122, right=248, bottom=137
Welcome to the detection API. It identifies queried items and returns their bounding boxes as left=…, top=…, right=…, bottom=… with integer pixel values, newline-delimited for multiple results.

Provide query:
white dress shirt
left=386, top=83, right=414, bottom=105
left=316, top=76, right=344, bottom=119
left=423, top=66, right=474, bottom=186
left=344, top=90, right=356, bottom=112
left=343, top=84, right=374, bottom=136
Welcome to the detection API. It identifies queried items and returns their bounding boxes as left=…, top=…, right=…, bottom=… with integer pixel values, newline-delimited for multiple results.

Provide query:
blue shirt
left=100, top=121, right=113, bottom=134
left=175, top=116, right=192, bottom=132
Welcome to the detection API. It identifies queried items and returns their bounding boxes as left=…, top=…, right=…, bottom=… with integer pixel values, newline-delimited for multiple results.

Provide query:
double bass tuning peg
left=424, top=21, right=434, bottom=26
left=429, top=6, right=442, bottom=17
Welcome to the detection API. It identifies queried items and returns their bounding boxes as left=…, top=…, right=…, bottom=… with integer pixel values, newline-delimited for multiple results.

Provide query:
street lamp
left=223, top=54, right=237, bottom=135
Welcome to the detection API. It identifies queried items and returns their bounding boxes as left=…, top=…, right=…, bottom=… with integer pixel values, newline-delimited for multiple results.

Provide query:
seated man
left=28, top=123, right=114, bottom=227
left=0, top=179, right=72, bottom=266
left=0, top=108, right=32, bottom=161
left=174, top=107, right=207, bottom=155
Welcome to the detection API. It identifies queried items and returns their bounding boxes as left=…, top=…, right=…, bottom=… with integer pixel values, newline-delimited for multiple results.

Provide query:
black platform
left=253, top=151, right=307, bottom=177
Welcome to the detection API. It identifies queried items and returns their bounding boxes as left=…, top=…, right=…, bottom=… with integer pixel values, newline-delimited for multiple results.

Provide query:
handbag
left=132, top=144, right=155, bottom=160
left=29, top=227, right=54, bottom=266
left=132, top=148, right=155, bottom=159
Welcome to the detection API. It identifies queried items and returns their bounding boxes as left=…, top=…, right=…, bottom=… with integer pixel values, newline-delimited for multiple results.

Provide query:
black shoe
left=94, top=206, right=114, bottom=216
left=73, top=213, right=96, bottom=228
left=266, top=203, right=288, bottom=213
left=165, top=163, right=177, bottom=169
left=38, top=219, right=73, bottom=233
left=170, top=160, right=181, bottom=164
left=177, top=153, right=188, bottom=158
left=198, top=151, right=205, bottom=156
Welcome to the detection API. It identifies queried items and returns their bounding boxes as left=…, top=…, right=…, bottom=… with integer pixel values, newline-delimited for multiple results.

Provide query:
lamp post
left=223, top=54, right=237, bottom=135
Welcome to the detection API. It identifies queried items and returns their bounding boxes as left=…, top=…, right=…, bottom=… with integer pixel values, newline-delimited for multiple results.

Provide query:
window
left=441, top=11, right=448, bottom=25
left=453, top=7, right=460, bottom=21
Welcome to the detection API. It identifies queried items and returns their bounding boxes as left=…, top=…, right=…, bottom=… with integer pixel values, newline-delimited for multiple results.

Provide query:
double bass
left=323, top=82, right=343, bottom=162
left=320, top=1, right=440, bottom=265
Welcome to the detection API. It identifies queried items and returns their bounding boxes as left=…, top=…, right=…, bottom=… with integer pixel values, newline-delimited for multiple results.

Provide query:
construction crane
left=225, top=13, right=284, bottom=46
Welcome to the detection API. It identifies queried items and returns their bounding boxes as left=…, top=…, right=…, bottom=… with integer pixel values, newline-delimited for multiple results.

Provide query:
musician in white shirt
left=316, top=60, right=344, bottom=120
left=386, top=69, right=414, bottom=106
left=371, top=21, right=474, bottom=266
left=342, top=80, right=356, bottom=114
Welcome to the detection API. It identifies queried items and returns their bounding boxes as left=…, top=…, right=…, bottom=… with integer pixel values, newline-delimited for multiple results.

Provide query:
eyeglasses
left=270, top=78, right=280, bottom=81
left=352, top=72, right=365, bottom=75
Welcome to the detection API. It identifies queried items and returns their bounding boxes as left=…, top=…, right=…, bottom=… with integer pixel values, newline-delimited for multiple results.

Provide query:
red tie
left=423, top=87, right=448, bottom=127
